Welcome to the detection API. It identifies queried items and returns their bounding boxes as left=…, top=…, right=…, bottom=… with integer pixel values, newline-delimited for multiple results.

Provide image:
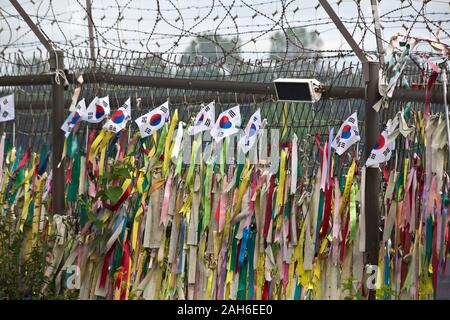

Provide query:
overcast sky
left=0, top=0, right=449, bottom=61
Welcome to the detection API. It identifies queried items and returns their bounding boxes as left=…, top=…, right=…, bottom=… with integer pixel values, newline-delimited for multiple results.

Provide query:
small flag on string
left=0, top=94, right=15, bottom=122
left=238, top=108, right=262, bottom=154
left=135, top=101, right=170, bottom=138
left=210, top=105, right=241, bottom=142
left=331, top=112, right=360, bottom=155
left=61, top=98, right=87, bottom=137
left=103, top=98, right=131, bottom=133
left=84, top=96, right=110, bottom=123
left=365, top=129, right=395, bottom=167
left=188, top=101, right=215, bottom=135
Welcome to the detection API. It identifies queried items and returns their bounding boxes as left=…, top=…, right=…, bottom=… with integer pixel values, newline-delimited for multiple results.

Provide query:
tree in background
left=269, top=27, right=323, bottom=61
left=180, top=34, right=242, bottom=77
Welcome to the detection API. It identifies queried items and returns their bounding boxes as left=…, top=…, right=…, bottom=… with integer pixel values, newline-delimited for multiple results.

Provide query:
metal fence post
left=49, top=50, right=65, bottom=214
left=364, top=61, right=381, bottom=300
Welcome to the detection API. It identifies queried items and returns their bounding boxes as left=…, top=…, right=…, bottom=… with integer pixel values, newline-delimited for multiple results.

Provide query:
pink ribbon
left=219, top=176, right=228, bottom=232
left=160, top=170, right=173, bottom=227
left=88, top=177, right=97, bottom=198
left=332, top=177, right=341, bottom=266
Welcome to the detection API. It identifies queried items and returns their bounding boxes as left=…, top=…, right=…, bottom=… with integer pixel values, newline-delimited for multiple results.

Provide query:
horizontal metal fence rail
left=0, top=50, right=447, bottom=160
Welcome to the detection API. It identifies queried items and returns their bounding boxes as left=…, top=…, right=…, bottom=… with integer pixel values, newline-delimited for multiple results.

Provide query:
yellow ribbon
left=131, top=206, right=144, bottom=251
left=277, top=149, right=287, bottom=208
left=89, top=129, right=113, bottom=165
left=233, top=161, right=251, bottom=216
left=338, top=159, right=356, bottom=217
left=32, top=173, right=46, bottom=246
left=163, top=110, right=178, bottom=178
left=19, top=172, right=32, bottom=232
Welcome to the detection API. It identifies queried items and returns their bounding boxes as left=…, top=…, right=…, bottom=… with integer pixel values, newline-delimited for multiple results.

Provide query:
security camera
left=273, top=78, right=323, bottom=103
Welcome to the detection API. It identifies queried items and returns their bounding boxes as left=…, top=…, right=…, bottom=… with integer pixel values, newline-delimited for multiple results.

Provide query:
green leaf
left=113, top=166, right=131, bottom=179
left=105, top=186, right=123, bottom=203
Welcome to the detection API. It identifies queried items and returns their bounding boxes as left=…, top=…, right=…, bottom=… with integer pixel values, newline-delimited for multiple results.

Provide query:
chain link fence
left=0, top=49, right=442, bottom=172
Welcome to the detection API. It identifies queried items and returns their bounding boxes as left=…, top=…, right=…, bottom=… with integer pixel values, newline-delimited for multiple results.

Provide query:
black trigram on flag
left=204, top=119, right=211, bottom=126
left=2, top=99, right=7, bottom=106
left=160, top=106, right=168, bottom=113
left=144, top=128, right=152, bottom=135
left=348, top=117, right=355, bottom=124
left=141, top=116, right=147, bottom=123
left=205, top=105, right=210, bottom=112
left=229, top=109, right=236, bottom=118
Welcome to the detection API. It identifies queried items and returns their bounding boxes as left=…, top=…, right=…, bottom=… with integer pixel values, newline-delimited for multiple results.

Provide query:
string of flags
left=0, top=86, right=447, bottom=300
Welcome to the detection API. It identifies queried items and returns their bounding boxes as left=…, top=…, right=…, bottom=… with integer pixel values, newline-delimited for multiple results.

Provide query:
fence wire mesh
left=0, top=49, right=445, bottom=176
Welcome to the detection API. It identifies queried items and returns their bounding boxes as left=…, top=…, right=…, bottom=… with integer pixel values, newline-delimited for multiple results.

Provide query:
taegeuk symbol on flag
left=238, top=108, right=262, bottom=154
left=103, top=98, right=132, bottom=133
left=61, top=98, right=87, bottom=137
left=331, top=112, right=360, bottom=155
left=210, top=105, right=241, bottom=142
left=84, top=96, right=110, bottom=123
left=0, top=94, right=15, bottom=122
left=365, top=128, right=395, bottom=167
left=188, top=101, right=215, bottom=135
left=135, top=101, right=170, bottom=138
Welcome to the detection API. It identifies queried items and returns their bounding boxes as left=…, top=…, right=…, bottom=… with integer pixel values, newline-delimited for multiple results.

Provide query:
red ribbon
left=214, top=199, right=221, bottom=222
left=99, top=243, right=116, bottom=289
left=319, top=179, right=334, bottom=245
left=103, top=184, right=131, bottom=212
left=114, top=240, right=131, bottom=300
left=15, top=147, right=30, bottom=174
left=425, top=71, right=438, bottom=118
left=339, top=202, right=350, bottom=264
left=263, top=175, right=276, bottom=238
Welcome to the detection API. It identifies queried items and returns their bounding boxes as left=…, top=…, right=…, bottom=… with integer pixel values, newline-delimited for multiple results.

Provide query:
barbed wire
left=0, top=0, right=448, bottom=70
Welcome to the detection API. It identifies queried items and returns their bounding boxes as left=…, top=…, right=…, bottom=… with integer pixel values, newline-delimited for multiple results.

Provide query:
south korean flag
left=61, top=98, right=87, bottom=137
left=331, top=112, right=360, bottom=155
left=84, top=96, right=110, bottom=123
left=135, top=101, right=170, bottom=138
left=238, top=108, right=262, bottom=154
left=210, top=105, right=241, bottom=142
left=365, top=128, right=395, bottom=167
left=188, top=101, right=215, bottom=135
left=0, top=94, right=15, bottom=122
left=103, top=98, right=131, bottom=133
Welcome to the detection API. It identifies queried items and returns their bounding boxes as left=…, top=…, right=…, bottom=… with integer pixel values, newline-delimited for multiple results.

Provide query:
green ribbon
left=25, top=200, right=34, bottom=226
left=67, top=151, right=81, bottom=202
left=155, top=125, right=168, bottom=159
left=294, top=282, right=302, bottom=300
left=314, top=191, right=325, bottom=254
left=349, top=183, right=358, bottom=243
left=237, top=254, right=248, bottom=300
left=80, top=195, right=88, bottom=228
left=9, top=168, right=24, bottom=204
left=229, top=225, right=239, bottom=272
left=202, top=163, right=213, bottom=231
left=186, top=134, right=201, bottom=186
left=247, top=224, right=256, bottom=299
